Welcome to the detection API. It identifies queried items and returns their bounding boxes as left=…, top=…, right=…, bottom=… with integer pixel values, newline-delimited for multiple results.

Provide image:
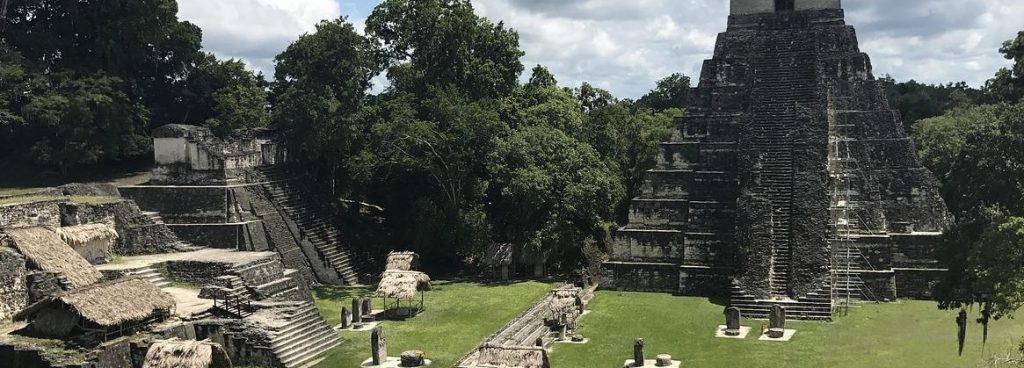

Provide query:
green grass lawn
left=549, top=291, right=1024, bottom=368
left=312, top=281, right=554, bottom=367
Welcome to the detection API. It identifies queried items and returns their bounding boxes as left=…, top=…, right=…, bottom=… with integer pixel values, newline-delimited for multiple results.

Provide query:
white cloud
left=177, top=0, right=343, bottom=74
left=178, top=0, right=1024, bottom=98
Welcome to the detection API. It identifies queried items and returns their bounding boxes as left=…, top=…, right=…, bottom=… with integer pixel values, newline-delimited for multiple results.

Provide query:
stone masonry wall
left=0, top=247, right=28, bottom=320
left=0, top=200, right=62, bottom=229
left=119, top=186, right=228, bottom=224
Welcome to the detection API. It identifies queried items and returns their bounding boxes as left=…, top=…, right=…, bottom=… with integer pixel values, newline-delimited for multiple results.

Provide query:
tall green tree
left=986, top=31, right=1024, bottom=103
left=18, top=72, right=151, bottom=173
left=366, top=0, right=524, bottom=99
left=637, top=73, right=692, bottom=111
left=4, top=0, right=204, bottom=122
left=173, top=54, right=269, bottom=136
left=487, top=125, right=623, bottom=267
left=271, top=18, right=378, bottom=178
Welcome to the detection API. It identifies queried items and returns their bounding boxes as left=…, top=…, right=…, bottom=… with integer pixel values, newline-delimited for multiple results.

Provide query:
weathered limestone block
left=0, top=248, right=28, bottom=320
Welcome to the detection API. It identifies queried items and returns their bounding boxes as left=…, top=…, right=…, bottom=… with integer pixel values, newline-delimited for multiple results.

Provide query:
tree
left=4, top=0, right=204, bottom=122
left=487, top=125, right=624, bottom=269
left=912, top=104, right=1003, bottom=184
left=880, top=76, right=983, bottom=125
left=582, top=101, right=678, bottom=222
left=173, top=54, right=269, bottom=136
left=273, top=18, right=377, bottom=113
left=366, top=0, right=524, bottom=99
left=18, top=72, right=150, bottom=173
left=929, top=102, right=1024, bottom=319
left=526, top=65, right=557, bottom=90
left=575, top=82, right=615, bottom=114
left=637, top=73, right=692, bottom=111
left=272, top=18, right=377, bottom=173
left=986, top=31, right=1024, bottom=103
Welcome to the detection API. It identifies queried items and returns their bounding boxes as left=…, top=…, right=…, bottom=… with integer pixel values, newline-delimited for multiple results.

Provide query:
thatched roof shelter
left=3, top=226, right=102, bottom=288
left=375, top=270, right=431, bottom=300
left=476, top=344, right=550, bottom=368
left=143, top=338, right=232, bottom=368
left=385, top=251, right=419, bottom=271
left=16, top=277, right=175, bottom=337
left=483, top=243, right=514, bottom=266
left=57, top=223, right=118, bottom=249
left=548, top=286, right=583, bottom=324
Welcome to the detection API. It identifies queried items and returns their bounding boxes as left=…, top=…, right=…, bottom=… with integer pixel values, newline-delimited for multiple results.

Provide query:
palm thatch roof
left=476, top=344, right=550, bottom=368
left=483, top=243, right=514, bottom=266
left=18, top=277, right=175, bottom=327
left=143, top=338, right=232, bottom=368
left=375, top=270, right=431, bottom=300
left=3, top=226, right=102, bottom=288
left=385, top=251, right=419, bottom=271
left=548, top=287, right=583, bottom=322
left=57, top=223, right=118, bottom=249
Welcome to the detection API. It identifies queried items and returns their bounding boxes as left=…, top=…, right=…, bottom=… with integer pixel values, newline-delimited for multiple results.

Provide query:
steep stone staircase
left=747, top=29, right=819, bottom=298
left=267, top=303, right=341, bottom=368
left=257, top=167, right=362, bottom=285
left=456, top=291, right=558, bottom=367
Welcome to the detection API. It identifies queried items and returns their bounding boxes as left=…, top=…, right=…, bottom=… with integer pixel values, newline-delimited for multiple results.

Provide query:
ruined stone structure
left=602, top=0, right=950, bottom=319
left=122, top=125, right=365, bottom=286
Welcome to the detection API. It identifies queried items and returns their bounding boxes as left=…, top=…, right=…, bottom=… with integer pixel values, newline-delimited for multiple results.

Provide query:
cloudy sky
left=177, top=0, right=1024, bottom=99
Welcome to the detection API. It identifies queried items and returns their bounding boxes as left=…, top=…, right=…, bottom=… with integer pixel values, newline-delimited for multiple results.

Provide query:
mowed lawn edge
left=312, top=280, right=554, bottom=367
left=549, top=291, right=1024, bottom=368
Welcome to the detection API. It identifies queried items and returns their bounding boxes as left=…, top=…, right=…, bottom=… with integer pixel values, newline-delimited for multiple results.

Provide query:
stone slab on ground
left=758, top=329, right=797, bottom=342
left=623, top=359, right=681, bottom=368
left=360, top=357, right=432, bottom=367
left=714, top=325, right=751, bottom=339
left=165, top=286, right=214, bottom=319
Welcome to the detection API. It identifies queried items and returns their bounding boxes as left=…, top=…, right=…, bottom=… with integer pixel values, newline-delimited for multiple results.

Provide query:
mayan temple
left=602, top=0, right=951, bottom=319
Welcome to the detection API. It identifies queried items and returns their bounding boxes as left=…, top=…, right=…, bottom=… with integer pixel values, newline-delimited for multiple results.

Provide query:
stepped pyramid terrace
left=601, top=0, right=951, bottom=320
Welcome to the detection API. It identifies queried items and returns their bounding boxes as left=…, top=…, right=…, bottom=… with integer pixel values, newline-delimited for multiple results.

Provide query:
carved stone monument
left=353, top=298, right=364, bottom=324
left=362, top=298, right=373, bottom=318
left=633, top=338, right=645, bottom=367
left=724, top=307, right=742, bottom=336
left=341, top=307, right=352, bottom=329
left=768, top=305, right=786, bottom=338
left=371, top=326, right=387, bottom=365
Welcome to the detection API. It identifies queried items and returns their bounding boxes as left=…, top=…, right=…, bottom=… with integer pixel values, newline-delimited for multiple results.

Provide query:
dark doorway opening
left=775, top=0, right=795, bottom=11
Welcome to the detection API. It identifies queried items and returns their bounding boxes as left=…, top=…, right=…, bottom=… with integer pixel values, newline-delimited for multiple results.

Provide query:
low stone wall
left=119, top=186, right=228, bottom=224
left=165, top=260, right=235, bottom=285
left=0, top=200, right=63, bottom=229
left=193, top=320, right=282, bottom=368
left=26, top=271, right=66, bottom=303
left=600, top=262, right=680, bottom=293
left=165, top=223, right=252, bottom=249
left=0, top=247, right=28, bottom=320
left=61, top=200, right=182, bottom=256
